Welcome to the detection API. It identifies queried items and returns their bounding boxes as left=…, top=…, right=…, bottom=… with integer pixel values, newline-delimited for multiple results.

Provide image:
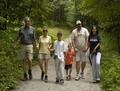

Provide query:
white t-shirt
left=71, top=27, right=89, bottom=50
left=54, top=40, right=66, bottom=61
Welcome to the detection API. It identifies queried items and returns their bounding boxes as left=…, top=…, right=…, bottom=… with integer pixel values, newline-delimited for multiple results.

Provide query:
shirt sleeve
left=86, top=29, right=89, bottom=36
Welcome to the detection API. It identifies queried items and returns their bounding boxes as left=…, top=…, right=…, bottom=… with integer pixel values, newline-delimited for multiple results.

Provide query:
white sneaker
left=75, top=74, right=80, bottom=81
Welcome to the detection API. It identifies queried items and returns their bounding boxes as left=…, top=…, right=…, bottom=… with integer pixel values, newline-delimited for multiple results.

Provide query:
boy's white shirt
left=54, top=40, right=65, bottom=62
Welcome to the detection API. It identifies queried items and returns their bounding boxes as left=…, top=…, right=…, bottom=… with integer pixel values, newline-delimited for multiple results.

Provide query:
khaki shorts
left=19, top=45, right=33, bottom=60
left=38, top=53, right=50, bottom=60
left=75, top=50, right=87, bottom=62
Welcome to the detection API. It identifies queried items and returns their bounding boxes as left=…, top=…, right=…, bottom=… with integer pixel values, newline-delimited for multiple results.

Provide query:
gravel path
left=11, top=37, right=102, bottom=91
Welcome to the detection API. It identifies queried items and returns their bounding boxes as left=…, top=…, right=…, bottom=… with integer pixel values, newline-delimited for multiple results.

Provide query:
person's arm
left=38, top=36, right=41, bottom=50
left=33, top=29, right=38, bottom=48
left=71, top=31, right=76, bottom=52
left=48, top=37, right=52, bottom=51
left=83, top=31, right=88, bottom=52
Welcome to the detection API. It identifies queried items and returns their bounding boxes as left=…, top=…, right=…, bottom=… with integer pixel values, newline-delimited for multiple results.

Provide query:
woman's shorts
left=38, top=53, right=50, bottom=60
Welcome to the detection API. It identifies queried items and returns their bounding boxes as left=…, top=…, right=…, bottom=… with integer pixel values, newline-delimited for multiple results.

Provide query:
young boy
left=53, top=32, right=66, bottom=85
left=65, top=43, right=75, bottom=80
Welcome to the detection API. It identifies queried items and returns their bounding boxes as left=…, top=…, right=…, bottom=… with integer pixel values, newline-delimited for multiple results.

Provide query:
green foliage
left=101, top=31, right=120, bottom=91
left=0, top=30, right=22, bottom=91
left=0, top=16, right=6, bottom=23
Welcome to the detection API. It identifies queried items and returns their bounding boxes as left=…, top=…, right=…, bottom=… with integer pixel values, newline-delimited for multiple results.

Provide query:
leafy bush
left=0, top=30, right=22, bottom=91
left=101, top=31, right=120, bottom=91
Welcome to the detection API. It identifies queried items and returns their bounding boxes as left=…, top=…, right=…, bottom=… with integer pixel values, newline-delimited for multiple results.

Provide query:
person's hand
left=92, top=48, right=96, bottom=54
left=48, top=46, right=51, bottom=51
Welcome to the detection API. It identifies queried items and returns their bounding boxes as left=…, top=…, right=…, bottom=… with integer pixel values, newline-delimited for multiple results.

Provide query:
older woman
left=38, top=26, right=52, bottom=82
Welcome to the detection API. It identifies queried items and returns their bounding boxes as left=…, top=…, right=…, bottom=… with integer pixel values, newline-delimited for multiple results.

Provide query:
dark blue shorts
left=65, top=64, right=72, bottom=70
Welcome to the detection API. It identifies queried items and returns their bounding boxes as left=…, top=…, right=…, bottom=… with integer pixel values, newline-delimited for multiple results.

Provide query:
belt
left=22, top=43, right=33, bottom=45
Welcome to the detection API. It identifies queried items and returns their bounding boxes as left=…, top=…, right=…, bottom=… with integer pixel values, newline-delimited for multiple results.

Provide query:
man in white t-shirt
left=71, top=20, right=89, bottom=80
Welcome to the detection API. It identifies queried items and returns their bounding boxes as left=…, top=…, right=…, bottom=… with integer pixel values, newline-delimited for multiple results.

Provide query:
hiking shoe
left=75, top=74, right=80, bottom=81
left=28, top=69, right=32, bottom=80
left=41, top=72, right=44, bottom=80
left=56, top=78, right=59, bottom=84
left=80, top=72, right=85, bottom=79
left=44, top=75, right=48, bottom=82
left=59, top=79, right=64, bottom=85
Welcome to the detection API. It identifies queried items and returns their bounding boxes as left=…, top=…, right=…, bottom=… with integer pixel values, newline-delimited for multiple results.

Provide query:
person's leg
left=38, top=54, right=45, bottom=80
left=96, top=52, right=101, bottom=82
left=65, top=65, right=68, bottom=80
left=23, top=58, right=28, bottom=80
left=91, top=54, right=97, bottom=82
left=69, top=67, right=72, bottom=80
left=75, top=51, right=81, bottom=80
left=44, top=59, right=48, bottom=82
left=81, top=62, right=86, bottom=78
left=54, top=58, right=60, bottom=83
left=28, top=58, right=32, bottom=80
left=75, top=61, right=80, bottom=80
left=59, top=60, right=64, bottom=84
left=80, top=51, right=87, bottom=79
left=76, top=61, right=80, bottom=75
left=27, top=45, right=33, bottom=80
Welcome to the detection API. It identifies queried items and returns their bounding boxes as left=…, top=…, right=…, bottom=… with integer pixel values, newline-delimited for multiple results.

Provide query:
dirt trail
left=11, top=37, right=102, bottom=91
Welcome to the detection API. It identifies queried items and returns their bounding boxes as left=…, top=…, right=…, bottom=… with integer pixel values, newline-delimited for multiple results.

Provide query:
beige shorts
left=75, top=50, right=87, bottom=62
left=38, top=53, right=50, bottom=60
left=19, top=45, right=33, bottom=60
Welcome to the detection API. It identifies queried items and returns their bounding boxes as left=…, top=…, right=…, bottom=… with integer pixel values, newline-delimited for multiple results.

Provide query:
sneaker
left=80, top=72, right=85, bottom=79
left=59, top=79, right=64, bottom=85
left=44, top=75, right=48, bottom=82
left=28, top=69, right=32, bottom=80
left=41, top=72, right=44, bottom=80
left=75, top=74, right=80, bottom=81
left=56, top=78, right=59, bottom=84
